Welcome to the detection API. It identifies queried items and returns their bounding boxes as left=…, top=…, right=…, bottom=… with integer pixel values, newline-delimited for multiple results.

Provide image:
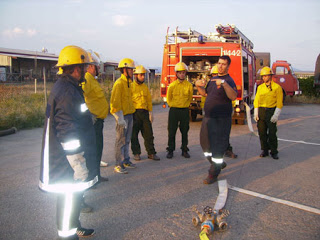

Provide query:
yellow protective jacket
left=254, top=81, right=283, bottom=109
left=167, top=79, right=193, bottom=108
left=110, top=74, right=135, bottom=115
left=82, top=72, right=109, bottom=119
left=131, top=81, right=152, bottom=111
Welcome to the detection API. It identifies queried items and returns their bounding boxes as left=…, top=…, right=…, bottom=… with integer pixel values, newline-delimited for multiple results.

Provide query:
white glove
left=149, top=111, right=154, bottom=123
left=66, top=152, right=88, bottom=181
left=270, top=108, right=281, bottom=123
left=112, top=110, right=127, bottom=128
left=254, top=108, right=259, bottom=122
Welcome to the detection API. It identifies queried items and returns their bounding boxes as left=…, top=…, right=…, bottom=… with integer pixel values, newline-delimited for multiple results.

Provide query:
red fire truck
left=255, top=53, right=302, bottom=98
left=160, top=24, right=256, bottom=124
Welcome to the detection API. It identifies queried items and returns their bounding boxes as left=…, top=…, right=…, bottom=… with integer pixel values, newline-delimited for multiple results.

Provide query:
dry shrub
left=0, top=80, right=161, bottom=130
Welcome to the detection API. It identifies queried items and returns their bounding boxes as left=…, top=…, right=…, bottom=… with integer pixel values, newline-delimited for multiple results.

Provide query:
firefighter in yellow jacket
left=131, top=65, right=160, bottom=161
left=82, top=50, right=109, bottom=182
left=254, top=66, right=283, bottom=159
left=110, top=58, right=136, bottom=173
left=166, top=62, right=193, bottom=159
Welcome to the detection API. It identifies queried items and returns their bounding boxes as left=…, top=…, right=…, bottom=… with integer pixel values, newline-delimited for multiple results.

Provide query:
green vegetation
left=285, top=77, right=320, bottom=104
left=0, top=80, right=161, bottom=131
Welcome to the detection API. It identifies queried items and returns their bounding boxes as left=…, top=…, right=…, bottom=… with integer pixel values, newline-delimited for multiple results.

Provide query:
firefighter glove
left=254, top=108, right=259, bottom=122
left=112, top=110, right=127, bottom=128
left=149, top=111, right=154, bottom=123
left=270, top=108, right=281, bottom=123
left=66, top=152, right=88, bottom=181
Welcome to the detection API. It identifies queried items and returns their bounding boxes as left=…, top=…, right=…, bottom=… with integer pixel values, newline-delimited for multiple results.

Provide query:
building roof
left=0, top=47, right=58, bottom=61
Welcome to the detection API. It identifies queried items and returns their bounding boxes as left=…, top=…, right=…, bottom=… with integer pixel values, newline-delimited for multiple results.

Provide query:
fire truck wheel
left=282, top=89, right=286, bottom=104
left=191, top=111, right=197, bottom=122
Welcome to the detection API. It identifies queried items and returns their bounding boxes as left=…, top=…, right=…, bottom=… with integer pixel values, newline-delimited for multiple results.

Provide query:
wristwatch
left=221, top=80, right=225, bottom=85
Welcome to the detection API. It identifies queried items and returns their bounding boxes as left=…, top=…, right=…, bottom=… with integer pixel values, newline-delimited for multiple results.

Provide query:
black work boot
left=221, top=161, right=227, bottom=169
left=271, top=153, right=279, bottom=160
left=203, top=164, right=219, bottom=184
left=182, top=151, right=190, bottom=158
left=224, top=149, right=238, bottom=158
left=260, top=150, right=269, bottom=157
left=166, top=151, right=173, bottom=159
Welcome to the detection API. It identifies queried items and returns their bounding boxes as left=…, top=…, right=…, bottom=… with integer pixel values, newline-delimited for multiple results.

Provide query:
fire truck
left=255, top=53, right=302, bottom=98
left=160, top=24, right=256, bottom=124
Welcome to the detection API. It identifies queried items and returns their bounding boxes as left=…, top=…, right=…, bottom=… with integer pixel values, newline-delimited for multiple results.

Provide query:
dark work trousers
left=131, top=109, right=156, bottom=155
left=56, top=192, right=82, bottom=239
left=202, top=117, right=231, bottom=176
left=257, top=107, right=278, bottom=155
left=167, top=107, right=190, bottom=153
left=207, top=117, right=231, bottom=158
left=200, top=117, right=233, bottom=161
left=94, top=118, right=104, bottom=179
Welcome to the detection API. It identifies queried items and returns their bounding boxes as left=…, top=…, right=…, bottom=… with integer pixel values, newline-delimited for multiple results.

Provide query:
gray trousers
left=115, top=114, right=133, bottom=166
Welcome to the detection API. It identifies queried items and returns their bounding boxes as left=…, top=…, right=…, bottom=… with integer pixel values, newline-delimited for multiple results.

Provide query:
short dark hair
left=62, top=65, right=77, bottom=74
left=219, top=55, right=231, bottom=65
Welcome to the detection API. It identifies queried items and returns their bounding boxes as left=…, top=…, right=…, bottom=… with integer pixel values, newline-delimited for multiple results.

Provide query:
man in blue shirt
left=196, top=55, right=238, bottom=184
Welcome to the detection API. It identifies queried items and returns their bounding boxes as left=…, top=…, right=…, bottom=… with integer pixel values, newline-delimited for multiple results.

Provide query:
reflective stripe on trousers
left=57, top=192, right=82, bottom=238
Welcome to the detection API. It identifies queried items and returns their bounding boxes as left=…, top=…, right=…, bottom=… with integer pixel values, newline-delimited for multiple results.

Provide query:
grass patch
left=0, top=80, right=162, bottom=131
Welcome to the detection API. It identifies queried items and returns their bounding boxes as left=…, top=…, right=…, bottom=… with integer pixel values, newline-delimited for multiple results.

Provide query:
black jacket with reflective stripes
left=39, top=74, right=98, bottom=192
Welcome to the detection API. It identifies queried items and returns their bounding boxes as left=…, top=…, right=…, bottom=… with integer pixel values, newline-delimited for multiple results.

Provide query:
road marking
left=277, top=138, right=320, bottom=146
left=244, top=103, right=320, bottom=146
left=228, top=185, right=320, bottom=215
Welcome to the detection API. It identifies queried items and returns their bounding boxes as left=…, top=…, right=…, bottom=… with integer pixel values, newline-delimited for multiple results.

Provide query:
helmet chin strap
left=124, top=68, right=131, bottom=88
left=79, top=65, right=86, bottom=83
left=176, top=74, right=184, bottom=81
left=136, top=77, right=144, bottom=84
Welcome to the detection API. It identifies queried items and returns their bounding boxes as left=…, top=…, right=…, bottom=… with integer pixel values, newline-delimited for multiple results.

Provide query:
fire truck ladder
left=165, top=27, right=179, bottom=83
left=215, top=24, right=254, bottom=51
left=166, top=27, right=207, bottom=44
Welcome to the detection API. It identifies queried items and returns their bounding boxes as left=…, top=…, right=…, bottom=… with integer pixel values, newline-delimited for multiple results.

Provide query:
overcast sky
left=0, top=0, right=319, bottom=71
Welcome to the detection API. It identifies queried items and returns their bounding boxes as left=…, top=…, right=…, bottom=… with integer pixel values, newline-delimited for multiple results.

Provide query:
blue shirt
left=204, top=74, right=237, bottom=118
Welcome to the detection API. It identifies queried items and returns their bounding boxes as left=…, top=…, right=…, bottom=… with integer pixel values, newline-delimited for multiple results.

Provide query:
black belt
left=170, top=107, right=188, bottom=110
left=135, top=109, right=148, bottom=112
left=259, top=107, right=275, bottom=110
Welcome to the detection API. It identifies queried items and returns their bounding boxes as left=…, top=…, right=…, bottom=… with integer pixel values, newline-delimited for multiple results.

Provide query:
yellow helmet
left=210, top=65, right=218, bottom=74
left=55, top=45, right=90, bottom=68
left=134, top=65, right=147, bottom=74
left=118, top=58, right=135, bottom=69
left=87, top=50, right=100, bottom=66
left=260, top=66, right=274, bottom=76
left=175, top=62, right=188, bottom=72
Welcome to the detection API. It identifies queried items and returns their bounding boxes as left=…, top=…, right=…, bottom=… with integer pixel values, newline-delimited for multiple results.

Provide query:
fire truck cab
left=272, top=60, right=301, bottom=97
left=255, top=53, right=302, bottom=99
left=161, top=24, right=256, bottom=124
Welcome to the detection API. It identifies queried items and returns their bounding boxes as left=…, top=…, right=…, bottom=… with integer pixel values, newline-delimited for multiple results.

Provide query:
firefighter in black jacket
left=39, top=45, right=98, bottom=239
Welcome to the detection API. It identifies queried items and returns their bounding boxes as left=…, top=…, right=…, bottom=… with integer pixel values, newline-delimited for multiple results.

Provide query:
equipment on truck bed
left=161, top=24, right=257, bottom=124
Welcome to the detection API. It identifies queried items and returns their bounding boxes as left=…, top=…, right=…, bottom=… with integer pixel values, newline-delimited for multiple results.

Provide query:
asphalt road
left=0, top=103, right=319, bottom=240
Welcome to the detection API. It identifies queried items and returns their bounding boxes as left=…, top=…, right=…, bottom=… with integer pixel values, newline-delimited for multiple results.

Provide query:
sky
left=0, top=0, right=319, bottom=71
